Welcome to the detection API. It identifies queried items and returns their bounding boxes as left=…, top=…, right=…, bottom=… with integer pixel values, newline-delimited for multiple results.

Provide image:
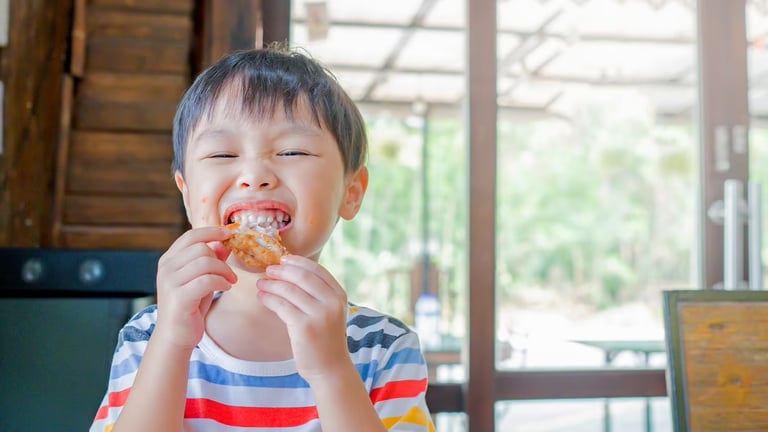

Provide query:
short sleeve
left=89, top=306, right=156, bottom=432
left=369, top=330, right=436, bottom=432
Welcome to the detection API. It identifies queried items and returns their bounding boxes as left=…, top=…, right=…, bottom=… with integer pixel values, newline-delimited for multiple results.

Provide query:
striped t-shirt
left=90, top=303, right=435, bottom=431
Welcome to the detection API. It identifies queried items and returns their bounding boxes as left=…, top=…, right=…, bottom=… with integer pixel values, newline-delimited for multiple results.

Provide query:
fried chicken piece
left=223, top=222, right=288, bottom=271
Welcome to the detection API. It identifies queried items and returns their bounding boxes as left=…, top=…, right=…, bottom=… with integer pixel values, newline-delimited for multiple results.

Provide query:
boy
left=90, top=46, right=435, bottom=432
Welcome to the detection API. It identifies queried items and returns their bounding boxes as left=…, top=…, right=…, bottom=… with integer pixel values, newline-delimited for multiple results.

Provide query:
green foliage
left=322, top=97, right=697, bottom=326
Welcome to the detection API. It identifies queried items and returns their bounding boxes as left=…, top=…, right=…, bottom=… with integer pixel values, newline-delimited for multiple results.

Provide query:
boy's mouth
left=225, top=209, right=292, bottom=232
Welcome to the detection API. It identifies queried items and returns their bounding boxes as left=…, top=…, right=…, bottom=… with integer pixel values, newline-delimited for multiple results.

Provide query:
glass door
left=493, top=0, right=699, bottom=430
left=285, top=0, right=758, bottom=431
left=290, top=1, right=469, bottom=429
left=748, top=1, right=768, bottom=288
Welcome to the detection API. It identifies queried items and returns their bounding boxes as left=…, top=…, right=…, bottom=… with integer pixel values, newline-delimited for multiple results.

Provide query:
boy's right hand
left=154, top=226, right=237, bottom=350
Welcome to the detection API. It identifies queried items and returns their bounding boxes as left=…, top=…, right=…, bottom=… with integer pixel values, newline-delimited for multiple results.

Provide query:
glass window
left=495, top=0, right=698, bottom=372
left=496, top=398, right=671, bottom=432
left=290, top=0, right=469, bottom=384
left=748, top=2, right=768, bottom=288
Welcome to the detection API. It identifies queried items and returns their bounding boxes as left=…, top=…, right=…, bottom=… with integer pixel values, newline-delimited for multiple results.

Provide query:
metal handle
left=749, top=182, right=763, bottom=290
left=722, top=180, right=763, bottom=290
left=723, top=180, right=744, bottom=290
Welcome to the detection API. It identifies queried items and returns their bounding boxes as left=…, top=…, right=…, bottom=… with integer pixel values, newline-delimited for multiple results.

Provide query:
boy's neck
left=204, top=282, right=294, bottom=362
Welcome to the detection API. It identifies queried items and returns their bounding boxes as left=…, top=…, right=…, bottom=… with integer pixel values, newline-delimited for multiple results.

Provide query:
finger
left=198, top=291, right=215, bottom=317
left=266, top=260, right=345, bottom=302
left=183, top=274, right=233, bottom=301
left=264, top=264, right=328, bottom=301
left=257, top=288, right=305, bottom=324
left=209, top=241, right=231, bottom=261
left=279, top=255, right=344, bottom=297
left=162, top=242, right=217, bottom=273
left=161, top=226, right=231, bottom=263
left=175, top=255, right=237, bottom=286
left=157, top=272, right=231, bottom=307
left=257, top=278, right=319, bottom=312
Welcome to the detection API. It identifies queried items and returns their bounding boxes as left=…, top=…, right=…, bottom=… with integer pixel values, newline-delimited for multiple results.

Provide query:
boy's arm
left=257, top=256, right=434, bottom=431
left=110, top=333, right=194, bottom=432
left=308, top=331, right=435, bottom=432
left=309, top=362, right=390, bottom=432
left=91, top=227, right=235, bottom=432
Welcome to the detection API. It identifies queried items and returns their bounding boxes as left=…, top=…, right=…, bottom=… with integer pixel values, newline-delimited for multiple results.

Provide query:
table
left=422, top=334, right=463, bottom=381
left=572, top=339, right=666, bottom=432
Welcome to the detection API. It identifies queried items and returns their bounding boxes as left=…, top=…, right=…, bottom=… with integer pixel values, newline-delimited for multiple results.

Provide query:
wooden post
left=466, top=0, right=497, bottom=430
left=0, top=0, right=74, bottom=247
left=196, top=0, right=264, bottom=70
left=697, top=0, right=749, bottom=290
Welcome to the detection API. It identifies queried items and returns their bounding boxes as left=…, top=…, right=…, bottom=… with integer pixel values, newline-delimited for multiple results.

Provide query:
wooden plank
left=74, top=99, right=177, bottom=131
left=197, top=0, right=262, bottom=69
left=680, top=300, right=768, bottom=431
left=261, top=0, right=290, bottom=46
left=59, top=225, right=181, bottom=249
left=71, top=0, right=86, bottom=77
left=87, top=7, right=192, bottom=41
left=88, top=0, right=193, bottom=14
left=67, top=159, right=177, bottom=196
left=63, top=195, right=182, bottom=225
left=78, top=73, right=187, bottom=103
left=52, top=75, right=75, bottom=247
left=0, top=0, right=74, bottom=247
left=69, top=131, right=173, bottom=162
left=467, top=0, right=497, bottom=430
left=86, top=38, right=190, bottom=74
left=697, top=0, right=750, bottom=289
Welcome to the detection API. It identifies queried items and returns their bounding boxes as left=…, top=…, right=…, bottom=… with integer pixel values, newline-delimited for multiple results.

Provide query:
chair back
left=663, top=289, right=768, bottom=432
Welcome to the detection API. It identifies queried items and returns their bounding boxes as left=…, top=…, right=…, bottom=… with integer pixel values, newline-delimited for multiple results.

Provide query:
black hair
left=171, top=44, right=367, bottom=175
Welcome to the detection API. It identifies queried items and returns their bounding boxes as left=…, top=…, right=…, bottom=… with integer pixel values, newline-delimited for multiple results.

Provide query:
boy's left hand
left=256, top=255, right=351, bottom=382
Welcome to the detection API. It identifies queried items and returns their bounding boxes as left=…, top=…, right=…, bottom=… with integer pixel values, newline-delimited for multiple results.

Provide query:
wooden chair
left=663, top=290, right=768, bottom=432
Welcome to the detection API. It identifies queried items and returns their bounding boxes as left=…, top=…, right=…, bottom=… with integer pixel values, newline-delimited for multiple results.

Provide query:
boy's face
left=174, top=90, right=367, bottom=267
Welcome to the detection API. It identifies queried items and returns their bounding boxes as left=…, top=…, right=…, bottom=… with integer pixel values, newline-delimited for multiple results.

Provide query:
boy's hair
left=171, top=45, right=367, bottom=175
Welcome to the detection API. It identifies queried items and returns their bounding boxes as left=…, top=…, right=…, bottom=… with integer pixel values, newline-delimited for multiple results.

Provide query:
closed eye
left=279, top=150, right=314, bottom=157
left=207, top=153, right=237, bottom=159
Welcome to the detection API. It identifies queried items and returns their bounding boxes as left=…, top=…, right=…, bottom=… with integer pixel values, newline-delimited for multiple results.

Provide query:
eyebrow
left=193, top=128, right=237, bottom=142
left=191, top=121, right=325, bottom=144
left=273, top=123, right=324, bottom=137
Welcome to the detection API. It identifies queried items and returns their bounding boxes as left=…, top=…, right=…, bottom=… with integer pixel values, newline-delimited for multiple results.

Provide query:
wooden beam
left=697, top=0, right=749, bottom=290
left=466, top=0, right=497, bottom=430
left=0, top=0, right=73, bottom=247
left=261, top=0, right=291, bottom=46
left=196, top=0, right=262, bottom=70
left=495, top=369, right=667, bottom=400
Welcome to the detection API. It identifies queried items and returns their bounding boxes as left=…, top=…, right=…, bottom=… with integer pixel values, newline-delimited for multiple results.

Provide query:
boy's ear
left=339, top=167, right=369, bottom=220
left=174, top=171, right=192, bottom=221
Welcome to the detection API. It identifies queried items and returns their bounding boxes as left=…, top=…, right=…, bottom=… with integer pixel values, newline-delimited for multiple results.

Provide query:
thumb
left=210, top=241, right=232, bottom=261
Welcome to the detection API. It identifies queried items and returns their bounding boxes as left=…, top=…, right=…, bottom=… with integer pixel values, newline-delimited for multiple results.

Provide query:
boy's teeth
left=229, top=210, right=290, bottom=229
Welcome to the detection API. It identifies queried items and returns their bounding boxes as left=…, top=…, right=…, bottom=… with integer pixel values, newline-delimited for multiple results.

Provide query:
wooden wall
left=0, top=1, right=73, bottom=247
left=0, top=0, right=274, bottom=250
left=51, top=0, right=195, bottom=249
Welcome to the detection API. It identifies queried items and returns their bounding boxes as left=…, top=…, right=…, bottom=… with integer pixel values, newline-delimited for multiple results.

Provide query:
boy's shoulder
left=347, top=303, right=411, bottom=333
left=346, top=303, right=418, bottom=353
left=123, top=304, right=158, bottom=332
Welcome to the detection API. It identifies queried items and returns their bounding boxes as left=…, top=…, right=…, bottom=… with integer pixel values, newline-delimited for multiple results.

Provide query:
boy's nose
left=239, top=180, right=274, bottom=189
left=238, top=168, right=278, bottom=190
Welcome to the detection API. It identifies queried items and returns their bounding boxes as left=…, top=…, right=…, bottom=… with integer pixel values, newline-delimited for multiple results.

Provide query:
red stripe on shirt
left=93, top=387, right=132, bottom=420
left=370, top=378, right=428, bottom=404
left=185, top=398, right=319, bottom=428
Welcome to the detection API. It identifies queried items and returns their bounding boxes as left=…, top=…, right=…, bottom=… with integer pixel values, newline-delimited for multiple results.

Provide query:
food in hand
left=223, top=222, right=288, bottom=271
